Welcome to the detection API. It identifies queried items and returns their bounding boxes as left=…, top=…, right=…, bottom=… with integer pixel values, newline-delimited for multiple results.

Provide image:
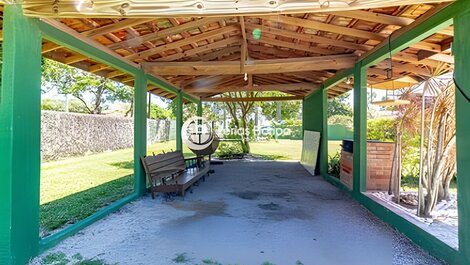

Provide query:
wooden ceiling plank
left=126, top=25, right=240, bottom=60
left=249, top=34, right=339, bottom=55
left=195, top=45, right=241, bottom=61
left=332, top=10, right=414, bottom=27
left=154, top=36, right=241, bottom=62
left=108, top=17, right=222, bottom=50
left=266, top=15, right=387, bottom=41
left=246, top=23, right=373, bottom=52
left=83, top=18, right=156, bottom=38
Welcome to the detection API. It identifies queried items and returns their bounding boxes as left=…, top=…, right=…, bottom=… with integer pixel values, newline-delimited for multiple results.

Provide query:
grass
left=250, top=140, right=341, bottom=161
left=250, top=140, right=301, bottom=160
left=40, top=141, right=191, bottom=234
left=41, top=252, right=114, bottom=265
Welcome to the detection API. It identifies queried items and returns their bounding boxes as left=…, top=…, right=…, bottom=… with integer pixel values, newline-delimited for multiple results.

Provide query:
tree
left=42, top=59, right=133, bottom=115
left=258, top=92, right=301, bottom=121
left=41, top=98, right=90, bottom=113
left=149, top=103, right=173, bottom=120
left=223, top=92, right=258, bottom=153
left=328, top=93, right=353, bottom=118
left=418, top=80, right=456, bottom=216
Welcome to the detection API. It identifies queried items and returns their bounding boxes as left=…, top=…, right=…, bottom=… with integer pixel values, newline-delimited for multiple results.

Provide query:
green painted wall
left=328, top=124, right=353, bottom=141
left=454, top=8, right=470, bottom=264
left=302, top=89, right=327, bottom=175
left=0, top=5, right=42, bottom=264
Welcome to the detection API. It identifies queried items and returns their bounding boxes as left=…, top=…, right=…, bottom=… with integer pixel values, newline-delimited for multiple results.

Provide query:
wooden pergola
left=1, top=1, right=470, bottom=265
left=11, top=2, right=454, bottom=101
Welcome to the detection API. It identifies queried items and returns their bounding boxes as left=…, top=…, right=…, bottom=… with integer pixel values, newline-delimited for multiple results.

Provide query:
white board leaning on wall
left=301, top=130, right=321, bottom=176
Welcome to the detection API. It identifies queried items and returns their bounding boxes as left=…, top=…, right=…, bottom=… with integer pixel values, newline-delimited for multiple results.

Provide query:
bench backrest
left=141, top=151, right=186, bottom=181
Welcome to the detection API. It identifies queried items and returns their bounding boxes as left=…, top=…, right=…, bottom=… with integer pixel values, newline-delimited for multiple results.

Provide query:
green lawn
left=40, top=139, right=338, bottom=234
left=40, top=141, right=191, bottom=234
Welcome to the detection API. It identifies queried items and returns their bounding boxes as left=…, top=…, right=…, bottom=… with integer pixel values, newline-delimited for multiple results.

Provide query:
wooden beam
left=194, top=45, right=240, bottom=61
left=203, top=96, right=303, bottom=102
left=83, top=18, right=155, bottom=38
left=333, top=10, right=414, bottom=27
left=42, top=42, right=61, bottom=53
left=248, top=34, right=338, bottom=55
left=108, top=17, right=221, bottom=50
left=39, top=18, right=140, bottom=75
left=155, top=36, right=241, bottom=62
left=246, top=23, right=373, bottom=52
left=360, top=3, right=453, bottom=67
left=266, top=15, right=387, bottom=41
left=64, top=54, right=88, bottom=64
left=186, top=82, right=318, bottom=93
left=240, top=16, right=247, bottom=73
left=126, top=25, right=240, bottom=60
left=144, top=54, right=357, bottom=75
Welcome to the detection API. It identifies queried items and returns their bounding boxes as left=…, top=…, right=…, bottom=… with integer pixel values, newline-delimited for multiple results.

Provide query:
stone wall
left=41, top=111, right=172, bottom=161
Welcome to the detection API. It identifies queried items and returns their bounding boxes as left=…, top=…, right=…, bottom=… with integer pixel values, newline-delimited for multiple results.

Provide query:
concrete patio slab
left=32, top=161, right=443, bottom=265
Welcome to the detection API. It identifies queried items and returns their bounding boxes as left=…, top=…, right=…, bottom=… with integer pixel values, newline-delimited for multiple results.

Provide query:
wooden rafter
left=144, top=54, right=357, bottom=75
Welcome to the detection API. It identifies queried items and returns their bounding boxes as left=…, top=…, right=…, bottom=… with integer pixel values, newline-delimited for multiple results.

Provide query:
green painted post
left=134, top=70, right=147, bottom=196
left=353, top=62, right=367, bottom=194
left=0, top=5, right=42, bottom=264
left=454, top=7, right=470, bottom=264
left=320, top=87, right=328, bottom=176
left=197, top=100, right=203, bottom=117
left=176, top=91, right=183, bottom=151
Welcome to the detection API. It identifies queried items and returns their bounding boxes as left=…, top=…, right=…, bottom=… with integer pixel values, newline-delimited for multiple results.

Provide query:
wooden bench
left=141, top=151, right=210, bottom=199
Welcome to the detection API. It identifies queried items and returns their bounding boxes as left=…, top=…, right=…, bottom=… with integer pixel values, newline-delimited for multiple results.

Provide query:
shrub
left=328, top=115, right=353, bottom=130
left=328, top=150, right=341, bottom=178
left=215, top=141, right=244, bottom=158
left=367, top=118, right=396, bottom=141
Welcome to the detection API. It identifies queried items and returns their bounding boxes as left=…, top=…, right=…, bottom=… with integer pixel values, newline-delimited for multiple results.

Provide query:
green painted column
left=197, top=99, right=203, bottom=117
left=0, top=5, right=42, bottom=264
left=319, top=88, right=328, bottom=176
left=302, top=89, right=327, bottom=175
left=353, top=62, right=367, bottom=194
left=454, top=8, right=470, bottom=264
left=176, top=91, right=183, bottom=151
left=134, top=70, right=147, bottom=196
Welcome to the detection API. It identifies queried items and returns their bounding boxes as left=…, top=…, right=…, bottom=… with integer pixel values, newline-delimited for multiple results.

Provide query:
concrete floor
left=33, top=161, right=443, bottom=265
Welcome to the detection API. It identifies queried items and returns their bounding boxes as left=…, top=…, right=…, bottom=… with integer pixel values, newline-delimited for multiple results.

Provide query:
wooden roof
left=1, top=2, right=456, bottom=101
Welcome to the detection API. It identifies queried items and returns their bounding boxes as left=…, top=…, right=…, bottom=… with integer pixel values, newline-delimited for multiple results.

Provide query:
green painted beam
left=319, top=0, right=470, bottom=95
left=0, top=5, right=42, bottom=264
left=353, top=62, right=367, bottom=194
left=183, top=93, right=199, bottom=104
left=134, top=70, right=147, bottom=196
left=197, top=99, right=203, bottom=117
left=454, top=7, right=470, bottom=264
left=147, top=74, right=179, bottom=94
left=361, top=1, right=470, bottom=68
left=38, top=20, right=138, bottom=76
left=38, top=20, right=201, bottom=105
left=146, top=74, right=198, bottom=103
left=322, top=68, right=354, bottom=91
left=176, top=91, right=183, bottom=151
